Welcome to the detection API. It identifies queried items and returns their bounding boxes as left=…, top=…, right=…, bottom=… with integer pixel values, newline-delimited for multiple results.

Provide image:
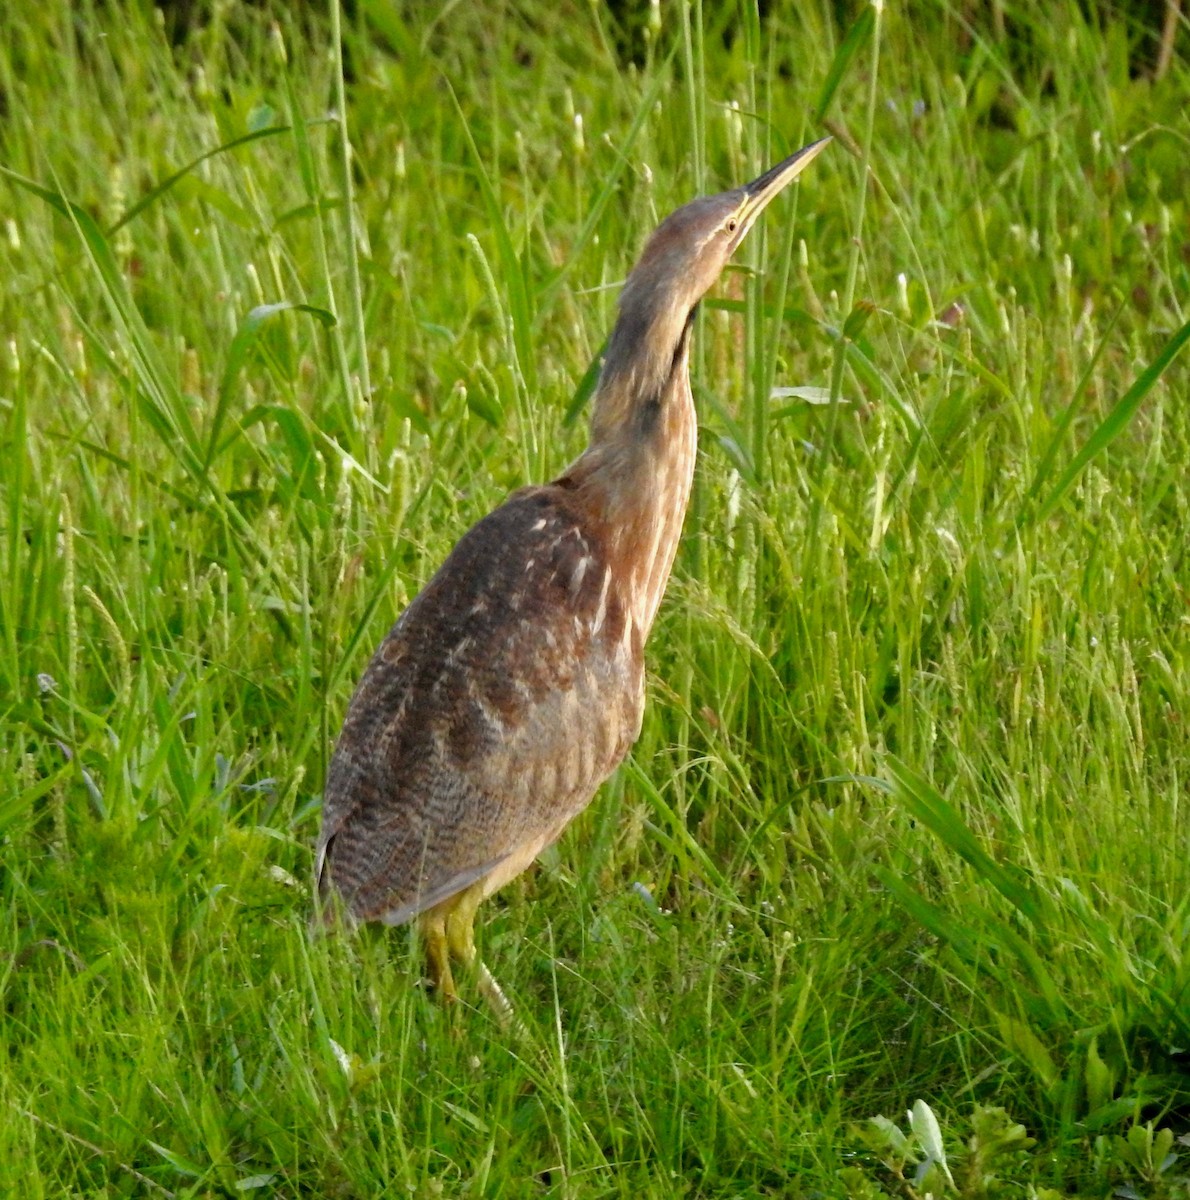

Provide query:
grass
left=1, top=0, right=1188, bottom=1195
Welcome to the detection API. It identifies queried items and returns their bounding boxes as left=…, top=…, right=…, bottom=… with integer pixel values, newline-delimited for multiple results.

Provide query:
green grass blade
left=815, top=7, right=874, bottom=122
left=622, top=756, right=726, bottom=891
left=107, top=125, right=293, bottom=234
left=562, top=339, right=606, bottom=427
left=209, top=301, right=336, bottom=469
left=1036, top=318, right=1190, bottom=522
left=448, top=85, right=537, bottom=399
left=1026, top=292, right=1128, bottom=506
left=884, top=758, right=1046, bottom=924
left=871, top=865, right=985, bottom=966
left=2, top=166, right=203, bottom=472
left=276, top=21, right=355, bottom=420
left=537, top=55, right=672, bottom=317
left=329, top=0, right=371, bottom=408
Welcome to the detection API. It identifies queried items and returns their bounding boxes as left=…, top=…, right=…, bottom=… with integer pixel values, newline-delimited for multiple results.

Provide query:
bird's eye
left=725, top=218, right=738, bottom=234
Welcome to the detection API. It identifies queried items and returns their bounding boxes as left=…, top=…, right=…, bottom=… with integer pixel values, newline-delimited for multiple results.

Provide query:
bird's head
left=593, top=137, right=830, bottom=440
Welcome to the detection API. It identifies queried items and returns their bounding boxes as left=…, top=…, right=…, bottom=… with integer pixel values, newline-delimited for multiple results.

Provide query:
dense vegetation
left=1, top=1, right=1187, bottom=1194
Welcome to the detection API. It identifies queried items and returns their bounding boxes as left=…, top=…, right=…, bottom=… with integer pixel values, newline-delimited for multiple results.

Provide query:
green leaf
left=246, top=103, right=276, bottom=133
left=771, top=386, right=844, bottom=412
left=466, top=386, right=504, bottom=428
left=716, top=435, right=755, bottom=481
left=107, top=124, right=293, bottom=234
left=696, top=381, right=757, bottom=483
left=622, top=756, right=725, bottom=890
left=1035, top=318, right=1190, bottom=522
left=173, top=176, right=256, bottom=229
left=909, top=1100, right=955, bottom=1188
left=844, top=340, right=922, bottom=428
left=149, top=1140, right=204, bottom=1178
left=884, top=758, right=1046, bottom=923
left=237, top=1174, right=278, bottom=1191
left=563, top=339, right=606, bottom=427
left=0, top=762, right=74, bottom=836
left=50, top=432, right=203, bottom=509
left=281, top=66, right=318, bottom=200
left=1085, top=1036, right=1116, bottom=1113
left=815, top=7, right=874, bottom=122
left=1026, top=292, right=1127, bottom=505
left=210, top=302, right=337, bottom=469
left=871, top=865, right=985, bottom=965
left=995, top=1012, right=1059, bottom=1090
left=867, top=1114, right=910, bottom=1157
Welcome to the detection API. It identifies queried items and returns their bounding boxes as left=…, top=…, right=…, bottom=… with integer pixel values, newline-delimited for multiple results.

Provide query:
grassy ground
left=2, top=1, right=1189, bottom=1195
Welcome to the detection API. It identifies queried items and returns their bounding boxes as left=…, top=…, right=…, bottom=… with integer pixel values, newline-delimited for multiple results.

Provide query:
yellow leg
left=420, top=909, right=457, bottom=1004
left=443, top=886, right=515, bottom=1026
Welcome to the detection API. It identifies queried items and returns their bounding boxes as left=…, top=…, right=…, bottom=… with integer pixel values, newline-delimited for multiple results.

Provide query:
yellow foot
left=421, top=910, right=458, bottom=1004
left=418, top=885, right=524, bottom=1031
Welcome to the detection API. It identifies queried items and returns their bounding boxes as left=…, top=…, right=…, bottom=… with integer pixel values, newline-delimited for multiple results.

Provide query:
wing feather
left=318, top=484, right=640, bottom=923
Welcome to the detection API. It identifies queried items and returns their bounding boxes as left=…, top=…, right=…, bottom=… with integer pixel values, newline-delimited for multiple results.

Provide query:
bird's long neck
left=563, top=311, right=698, bottom=638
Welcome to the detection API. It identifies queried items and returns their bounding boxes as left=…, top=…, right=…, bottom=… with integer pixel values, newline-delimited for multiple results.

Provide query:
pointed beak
left=733, top=136, right=831, bottom=248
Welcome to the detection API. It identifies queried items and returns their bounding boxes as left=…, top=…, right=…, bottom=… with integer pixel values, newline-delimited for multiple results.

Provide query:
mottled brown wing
left=317, top=483, right=642, bottom=925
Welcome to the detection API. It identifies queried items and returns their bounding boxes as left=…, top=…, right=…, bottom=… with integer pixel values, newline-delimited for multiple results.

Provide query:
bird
left=315, top=137, right=830, bottom=1018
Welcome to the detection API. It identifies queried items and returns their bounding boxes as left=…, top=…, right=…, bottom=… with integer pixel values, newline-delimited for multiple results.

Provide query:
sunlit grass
left=1, top=1, right=1188, bottom=1194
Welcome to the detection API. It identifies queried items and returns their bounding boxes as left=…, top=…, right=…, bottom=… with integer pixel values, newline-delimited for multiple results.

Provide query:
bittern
left=316, top=137, right=829, bottom=1017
